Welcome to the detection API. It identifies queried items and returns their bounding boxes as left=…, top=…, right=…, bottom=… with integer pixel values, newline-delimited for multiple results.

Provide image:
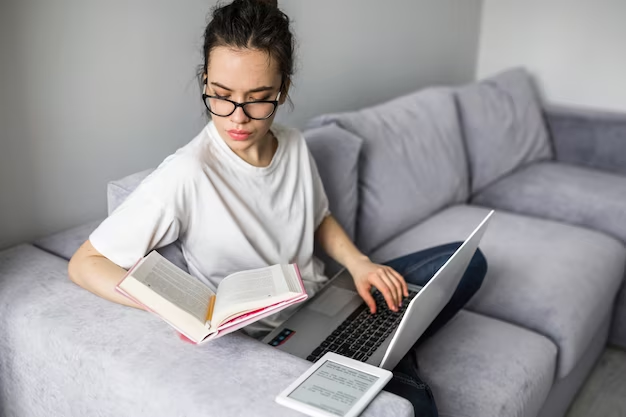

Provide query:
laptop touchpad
left=307, top=286, right=360, bottom=317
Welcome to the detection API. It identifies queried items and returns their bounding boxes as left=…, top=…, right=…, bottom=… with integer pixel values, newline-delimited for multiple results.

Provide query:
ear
left=279, top=78, right=291, bottom=105
left=201, top=74, right=208, bottom=94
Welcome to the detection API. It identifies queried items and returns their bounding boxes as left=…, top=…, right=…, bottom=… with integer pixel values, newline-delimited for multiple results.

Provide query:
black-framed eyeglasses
left=202, top=84, right=282, bottom=120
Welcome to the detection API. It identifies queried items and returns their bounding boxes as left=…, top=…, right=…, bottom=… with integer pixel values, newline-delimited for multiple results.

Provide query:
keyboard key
left=305, top=291, right=422, bottom=359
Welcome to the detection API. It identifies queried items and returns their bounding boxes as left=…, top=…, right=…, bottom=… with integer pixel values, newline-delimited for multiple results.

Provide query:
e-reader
left=275, top=352, right=393, bottom=417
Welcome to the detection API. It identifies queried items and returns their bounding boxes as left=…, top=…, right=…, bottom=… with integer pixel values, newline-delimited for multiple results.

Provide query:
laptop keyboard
left=306, top=288, right=419, bottom=363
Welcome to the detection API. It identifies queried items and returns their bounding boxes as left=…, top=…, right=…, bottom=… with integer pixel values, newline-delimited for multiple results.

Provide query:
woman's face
left=205, top=46, right=286, bottom=153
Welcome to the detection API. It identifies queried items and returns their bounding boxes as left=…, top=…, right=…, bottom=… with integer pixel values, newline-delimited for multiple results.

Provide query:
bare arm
left=314, top=215, right=369, bottom=272
left=314, top=214, right=408, bottom=314
left=68, top=240, right=145, bottom=310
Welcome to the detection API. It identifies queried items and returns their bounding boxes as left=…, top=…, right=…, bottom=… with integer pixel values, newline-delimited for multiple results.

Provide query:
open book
left=115, top=251, right=308, bottom=344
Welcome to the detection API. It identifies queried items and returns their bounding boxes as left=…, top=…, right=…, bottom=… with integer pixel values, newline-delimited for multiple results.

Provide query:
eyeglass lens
left=207, top=98, right=276, bottom=119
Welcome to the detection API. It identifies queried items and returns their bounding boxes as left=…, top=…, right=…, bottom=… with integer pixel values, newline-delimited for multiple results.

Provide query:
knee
left=468, top=247, right=488, bottom=291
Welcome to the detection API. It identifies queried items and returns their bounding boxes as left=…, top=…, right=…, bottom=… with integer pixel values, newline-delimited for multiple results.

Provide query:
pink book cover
left=202, top=264, right=308, bottom=341
left=116, top=261, right=308, bottom=344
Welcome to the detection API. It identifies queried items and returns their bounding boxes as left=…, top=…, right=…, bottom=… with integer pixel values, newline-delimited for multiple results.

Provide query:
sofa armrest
left=544, top=104, right=626, bottom=176
left=33, top=218, right=105, bottom=260
left=0, top=245, right=413, bottom=417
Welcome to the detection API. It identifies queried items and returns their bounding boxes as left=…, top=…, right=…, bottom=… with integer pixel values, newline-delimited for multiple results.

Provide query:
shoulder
left=272, top=123, right=309, bottom=156
left=128, top=129, right=209, bottom=208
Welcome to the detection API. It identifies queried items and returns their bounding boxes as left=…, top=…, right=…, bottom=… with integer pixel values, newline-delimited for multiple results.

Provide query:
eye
left=251, top=96, right=272, bottom=102
left=215, top=93, right=229, bottom=99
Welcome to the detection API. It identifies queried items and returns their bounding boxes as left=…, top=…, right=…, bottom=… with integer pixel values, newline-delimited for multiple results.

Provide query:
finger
left=385, top=267, right=406, bottom=304
left=372, top=274, right=398, bottom=312
left=384, top=270, right=403, bottom=308
left=356, top=283, right=377, bottom=314
left=389, top=267, right=409, bottom=297
left=379, top=272, right=399, bottom=309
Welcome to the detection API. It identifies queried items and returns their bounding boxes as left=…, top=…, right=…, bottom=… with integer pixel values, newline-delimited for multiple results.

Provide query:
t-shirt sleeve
left=89, top=199, right=180, bottom=270
left=89, top=160, right=187, bottom=269
left=307, top=149, right=331, bottom=230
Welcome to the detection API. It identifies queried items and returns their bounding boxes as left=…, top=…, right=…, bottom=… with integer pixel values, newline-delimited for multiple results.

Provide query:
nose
left=230, top=105, right=249, bottom=124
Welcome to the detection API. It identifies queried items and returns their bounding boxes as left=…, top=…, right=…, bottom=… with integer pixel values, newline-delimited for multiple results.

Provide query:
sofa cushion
left=303, top=123, right=362, bottom=241
left=418, top=310, right=557, bottom=417
left=472, top=161, right=626, bottom=244
left=546, top=104, right=626, bottom=177
left=33, top=218, right=104, bottom=260
left=0, top=244, right=412, bottom=417
left=455, top=67, right=553, bottom=193
left=309, top=87, right=469, bottom=254
left=304, top=124, right=363, bottom=278
left=107, top=169, right=188, bottom=272
left=107, top=168, right=153, bottom=215
left=370, top=205, right=626, bottom=378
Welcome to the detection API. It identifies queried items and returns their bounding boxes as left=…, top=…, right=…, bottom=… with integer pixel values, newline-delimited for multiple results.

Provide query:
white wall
left=0, top=0, right=483, bottom=250
left=478, top=0, right=626, bottom=112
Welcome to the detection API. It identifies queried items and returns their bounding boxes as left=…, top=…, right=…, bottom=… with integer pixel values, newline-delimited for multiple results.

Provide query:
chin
left=222, top=133, right=257, bottom=149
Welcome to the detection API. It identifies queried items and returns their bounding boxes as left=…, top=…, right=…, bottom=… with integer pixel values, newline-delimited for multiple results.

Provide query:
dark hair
left=199, top=0, right=295, bottom=110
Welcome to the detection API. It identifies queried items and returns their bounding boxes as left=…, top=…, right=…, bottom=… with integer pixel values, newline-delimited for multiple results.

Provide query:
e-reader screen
left=287, top=360, right=380, bottom=416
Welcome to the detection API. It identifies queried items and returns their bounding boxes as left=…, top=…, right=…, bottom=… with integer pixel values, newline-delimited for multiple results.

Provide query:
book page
left=212, top=264, right=301, bottom=326
left=131, top=252, right=215, bottom=323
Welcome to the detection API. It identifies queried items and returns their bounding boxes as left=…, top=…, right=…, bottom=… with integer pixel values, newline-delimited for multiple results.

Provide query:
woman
left=68, top=0, right=486, bottom=414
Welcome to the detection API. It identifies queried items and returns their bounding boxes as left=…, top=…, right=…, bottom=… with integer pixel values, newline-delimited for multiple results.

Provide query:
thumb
left=357, top=285, right=377, bottom=314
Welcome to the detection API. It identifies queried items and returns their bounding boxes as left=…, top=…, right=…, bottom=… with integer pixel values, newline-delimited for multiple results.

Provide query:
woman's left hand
left=347, top=257, right=408, bottom=314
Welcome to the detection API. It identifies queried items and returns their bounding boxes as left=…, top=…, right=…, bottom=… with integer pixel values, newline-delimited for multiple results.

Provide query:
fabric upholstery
left=455, top=67, right=553, bottom=193
left=370, top=205, right=626, bottom=378
left=472, top=161, right=626, bottom=244
left=33, top=218, right=104, bottom=260
left=107, top=169, right=188, bottom=273
left=304, top=123, right=363, bottom=278
left=546, top=104, right=626, bottom=177
left=309, top=87, right=469, bottom=254
left=538, top=312, right=611, bottom=417
left=107, top=168, right=153, bottom=215
left=303, top=123, right=362, bottom=241
left=418, top=310, right=557, bottom=417
left=0, top=244, right=413, bottom=417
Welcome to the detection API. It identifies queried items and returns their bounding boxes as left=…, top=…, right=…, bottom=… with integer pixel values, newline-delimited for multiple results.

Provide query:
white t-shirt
left=89, top=120, right=332, bottom=339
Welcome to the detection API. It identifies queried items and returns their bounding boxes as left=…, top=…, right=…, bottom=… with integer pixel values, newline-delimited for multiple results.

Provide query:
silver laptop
left=263, top=210, right=494, bottom=371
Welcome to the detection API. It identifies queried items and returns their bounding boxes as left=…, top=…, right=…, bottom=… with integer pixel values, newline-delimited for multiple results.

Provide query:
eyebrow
left=210, top=82, right=275, bottom=94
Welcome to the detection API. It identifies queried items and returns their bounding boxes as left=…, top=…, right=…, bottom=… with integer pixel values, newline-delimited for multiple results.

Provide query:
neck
left=234, top=131, right=278, bottom=168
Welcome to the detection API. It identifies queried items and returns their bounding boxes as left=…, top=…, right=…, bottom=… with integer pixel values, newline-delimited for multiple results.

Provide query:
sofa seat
left=417, top=310, right=557, bottom=417
left=369, top=205, right=626, bottom=378
left=0, top=244, right=413, bottom=417
left=471, top=161, right=626, bottom=349
left=472, top=161, right=626, bottom=244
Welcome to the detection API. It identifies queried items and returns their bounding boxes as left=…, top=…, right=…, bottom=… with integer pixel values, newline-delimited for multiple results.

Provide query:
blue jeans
left=380, top=242, right=488, bottom=416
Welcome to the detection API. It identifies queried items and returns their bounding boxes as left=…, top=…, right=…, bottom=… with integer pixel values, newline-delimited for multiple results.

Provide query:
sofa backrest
left=454, top=67, right=554, bottom=194
left=308, top=87, right=469, bottom=255
left=303, top=123, right=363, bottom=277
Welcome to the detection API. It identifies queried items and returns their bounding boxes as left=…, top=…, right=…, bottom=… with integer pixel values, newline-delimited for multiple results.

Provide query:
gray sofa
left=1, top=67, right=625, bottom=417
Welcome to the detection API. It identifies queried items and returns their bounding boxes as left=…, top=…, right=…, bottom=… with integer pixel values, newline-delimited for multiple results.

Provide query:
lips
left=227, top=129, right=252, bottom=141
